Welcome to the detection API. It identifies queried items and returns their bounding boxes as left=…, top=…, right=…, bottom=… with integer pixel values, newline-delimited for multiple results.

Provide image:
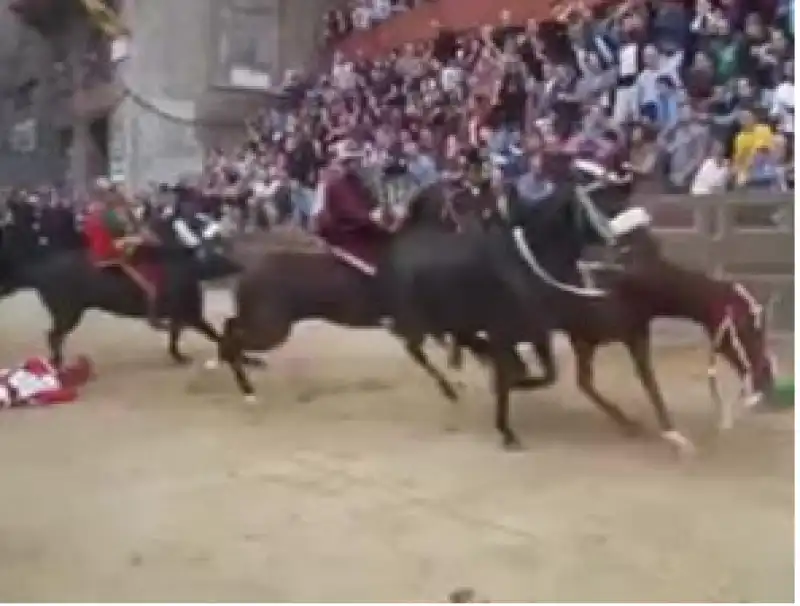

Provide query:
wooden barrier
left=643, top=192, right=794, bottom=332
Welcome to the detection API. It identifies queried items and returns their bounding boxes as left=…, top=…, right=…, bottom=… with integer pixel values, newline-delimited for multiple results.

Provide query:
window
left=9, top=118, right=37, bottom=153
left=57, top=127, right=73, bottom=158
left=12, top=78, right=38, bottom=111
left=215, top=0, right=278, bottom=90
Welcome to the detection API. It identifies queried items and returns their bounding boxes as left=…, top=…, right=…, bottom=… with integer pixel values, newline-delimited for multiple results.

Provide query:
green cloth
left=711, top=40, right=740, bottom=85
left=102, top=209, right=128, bottom=238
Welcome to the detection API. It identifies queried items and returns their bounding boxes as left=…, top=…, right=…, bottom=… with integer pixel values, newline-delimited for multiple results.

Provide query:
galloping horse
left=219, top=177, right=624, bottom=448
left=0, top=209, right=242, bottom=366
left=442, top=168, right=776, bottom=453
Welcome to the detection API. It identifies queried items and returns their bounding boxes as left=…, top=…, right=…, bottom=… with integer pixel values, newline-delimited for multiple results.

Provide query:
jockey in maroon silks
left=312, top=139, right=395, bottom=276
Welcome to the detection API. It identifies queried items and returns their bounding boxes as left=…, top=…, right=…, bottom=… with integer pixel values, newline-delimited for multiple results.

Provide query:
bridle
left=708, top=282, right=773, bottom=413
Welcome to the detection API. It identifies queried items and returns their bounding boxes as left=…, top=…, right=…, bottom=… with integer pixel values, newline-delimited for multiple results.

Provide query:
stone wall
left=112, top=0, right=332, bottom=190
left=0, top=0, right=71, bottom=187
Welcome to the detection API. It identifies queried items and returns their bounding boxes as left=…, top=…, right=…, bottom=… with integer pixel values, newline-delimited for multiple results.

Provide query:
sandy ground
left=0, top=290, right=793, bottom=603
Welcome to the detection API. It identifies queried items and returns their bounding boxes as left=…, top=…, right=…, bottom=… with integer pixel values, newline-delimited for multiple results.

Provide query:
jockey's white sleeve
left=311, top=181, right=326, bottom=218
left=173, top=218, right=201, bottom=248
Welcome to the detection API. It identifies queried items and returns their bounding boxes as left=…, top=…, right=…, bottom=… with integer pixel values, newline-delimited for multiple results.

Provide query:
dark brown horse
left=446, top=183, right=777, bottom=453
left=215, top=216, right=472, bottom=403
left=214, top=184, right=558, bottom=415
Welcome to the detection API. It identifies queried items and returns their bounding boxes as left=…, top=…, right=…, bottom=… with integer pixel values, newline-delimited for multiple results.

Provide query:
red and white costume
left=0, top=356, right=92, bottom=408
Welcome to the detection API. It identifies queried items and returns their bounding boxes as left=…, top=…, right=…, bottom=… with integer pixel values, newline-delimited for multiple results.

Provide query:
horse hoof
left=203, top=358, right=220, bottom=371
left=171, top=355, right=192, bottom=366
left=502, top=437, right=523, bottom=451
left=661, top=430, right=695, bottom=456
left=243, top=394, right=259, bottom=406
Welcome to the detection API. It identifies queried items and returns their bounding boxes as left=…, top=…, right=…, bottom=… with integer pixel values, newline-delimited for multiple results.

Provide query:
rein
left=510, top=227, right=607, bottom=298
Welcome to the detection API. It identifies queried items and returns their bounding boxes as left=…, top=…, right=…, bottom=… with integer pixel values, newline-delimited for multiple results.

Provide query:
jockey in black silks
left=159, top=184, right=239, bottom=282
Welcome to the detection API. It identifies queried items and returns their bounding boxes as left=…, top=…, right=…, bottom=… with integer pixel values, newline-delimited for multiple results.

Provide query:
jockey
left=312, top=139, right=394, bottom=276
left=83, top=178, right=163, bottom=328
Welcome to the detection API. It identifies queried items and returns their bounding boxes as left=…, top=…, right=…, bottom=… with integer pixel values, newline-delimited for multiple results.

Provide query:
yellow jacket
left=732, top=124, right=774, bottom=181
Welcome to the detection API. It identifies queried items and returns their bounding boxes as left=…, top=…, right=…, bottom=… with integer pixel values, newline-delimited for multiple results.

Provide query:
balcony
left=9, top=0, right=77, bottom=34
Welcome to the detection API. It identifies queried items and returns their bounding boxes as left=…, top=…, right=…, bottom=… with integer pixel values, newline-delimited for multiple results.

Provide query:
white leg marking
left=203, top=358, right=220, bottom=371
left=709, top=373, right=735, bottom=431
left=661, top=430, right=696, bottom=455
left=742, top=391, right=764, bottom=409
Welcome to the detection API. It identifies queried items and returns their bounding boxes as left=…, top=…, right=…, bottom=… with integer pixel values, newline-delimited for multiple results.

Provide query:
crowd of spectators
left=197, top=0, right=795, bottom=230
left=3, top=0, right=795, bottom=234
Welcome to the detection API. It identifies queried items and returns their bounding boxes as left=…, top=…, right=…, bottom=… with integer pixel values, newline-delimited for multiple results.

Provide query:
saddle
left=94, top=250, right=162, bottom=298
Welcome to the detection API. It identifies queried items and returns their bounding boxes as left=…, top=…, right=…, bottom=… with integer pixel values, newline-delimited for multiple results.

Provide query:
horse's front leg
left=219, top=317, right=257, bottom=403
left=625, top=331, right=695, bottom=455
left=490, top=344, right=523, bottom=450
left=570, top=335, right=642, bottom=434
left=167, top=320, right=191, bottom=364
left=46, top=307, right=84, bottom=369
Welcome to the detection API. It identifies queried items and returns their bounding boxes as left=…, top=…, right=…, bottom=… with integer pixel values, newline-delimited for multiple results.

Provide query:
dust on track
left=0, top=292, right=793, bottom=602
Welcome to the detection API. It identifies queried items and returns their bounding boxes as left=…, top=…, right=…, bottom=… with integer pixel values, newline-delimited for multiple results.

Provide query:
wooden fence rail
left=645, top=192, right=794, bottom=333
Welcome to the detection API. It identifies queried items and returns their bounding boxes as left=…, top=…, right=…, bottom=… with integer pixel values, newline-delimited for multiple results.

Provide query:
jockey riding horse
left=312, top=139, right=399, bottom=277
left=83, top=179, right=164, bottom=328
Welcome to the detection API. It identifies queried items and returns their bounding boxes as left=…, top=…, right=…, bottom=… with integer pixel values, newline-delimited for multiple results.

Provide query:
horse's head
left=714, top=283, right=777, bottom=405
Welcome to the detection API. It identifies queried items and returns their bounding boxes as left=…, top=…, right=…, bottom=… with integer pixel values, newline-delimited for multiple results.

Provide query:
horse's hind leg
left=625, top=332, right=695, bottom=455
left=219, top=316, right=257, bottom=402
left=490, top=343, right=523, bottom=450
left=570, top=335, right=642, bottom=435
left=188, top=317, right=266, bottom=369
left=47, top=308, right=84, bottom=369
left=452, top=333, right=538, bottom=389
left=403, top=336, right=459, bottom=401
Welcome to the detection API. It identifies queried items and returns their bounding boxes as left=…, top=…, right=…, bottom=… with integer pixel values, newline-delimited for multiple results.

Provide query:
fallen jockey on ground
left=0, top=356, right=93, bottom=408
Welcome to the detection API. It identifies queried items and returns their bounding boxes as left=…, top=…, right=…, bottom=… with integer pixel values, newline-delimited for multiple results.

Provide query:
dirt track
left=0, top=291, right=793, bottom=602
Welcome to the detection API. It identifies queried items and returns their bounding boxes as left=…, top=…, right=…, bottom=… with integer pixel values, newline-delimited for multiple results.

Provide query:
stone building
left=0, top=0, right=335, bottom=192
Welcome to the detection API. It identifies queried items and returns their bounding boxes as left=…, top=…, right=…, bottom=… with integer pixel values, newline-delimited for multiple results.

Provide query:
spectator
left=707, top=18, right=741, bottom=86
left=743, top=133, right=790, bottom=191
left=515, top=153, right=554, bottom=206
left=637, top=46, right=668, bottom=122
left=628, top=122, right=659, bottom=177
left=731, top=108, right=774, bottom=185
left=177, top=0, right=791, bottom=232
left=651, top=75, right=681, bottom=131
left=770, top=59, right=794, bottom=142
left=405, top=140, right=439, bottom=187
left=691, top=139, right=731, bottom=195
left=660, top=105, right=710, bottom=192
